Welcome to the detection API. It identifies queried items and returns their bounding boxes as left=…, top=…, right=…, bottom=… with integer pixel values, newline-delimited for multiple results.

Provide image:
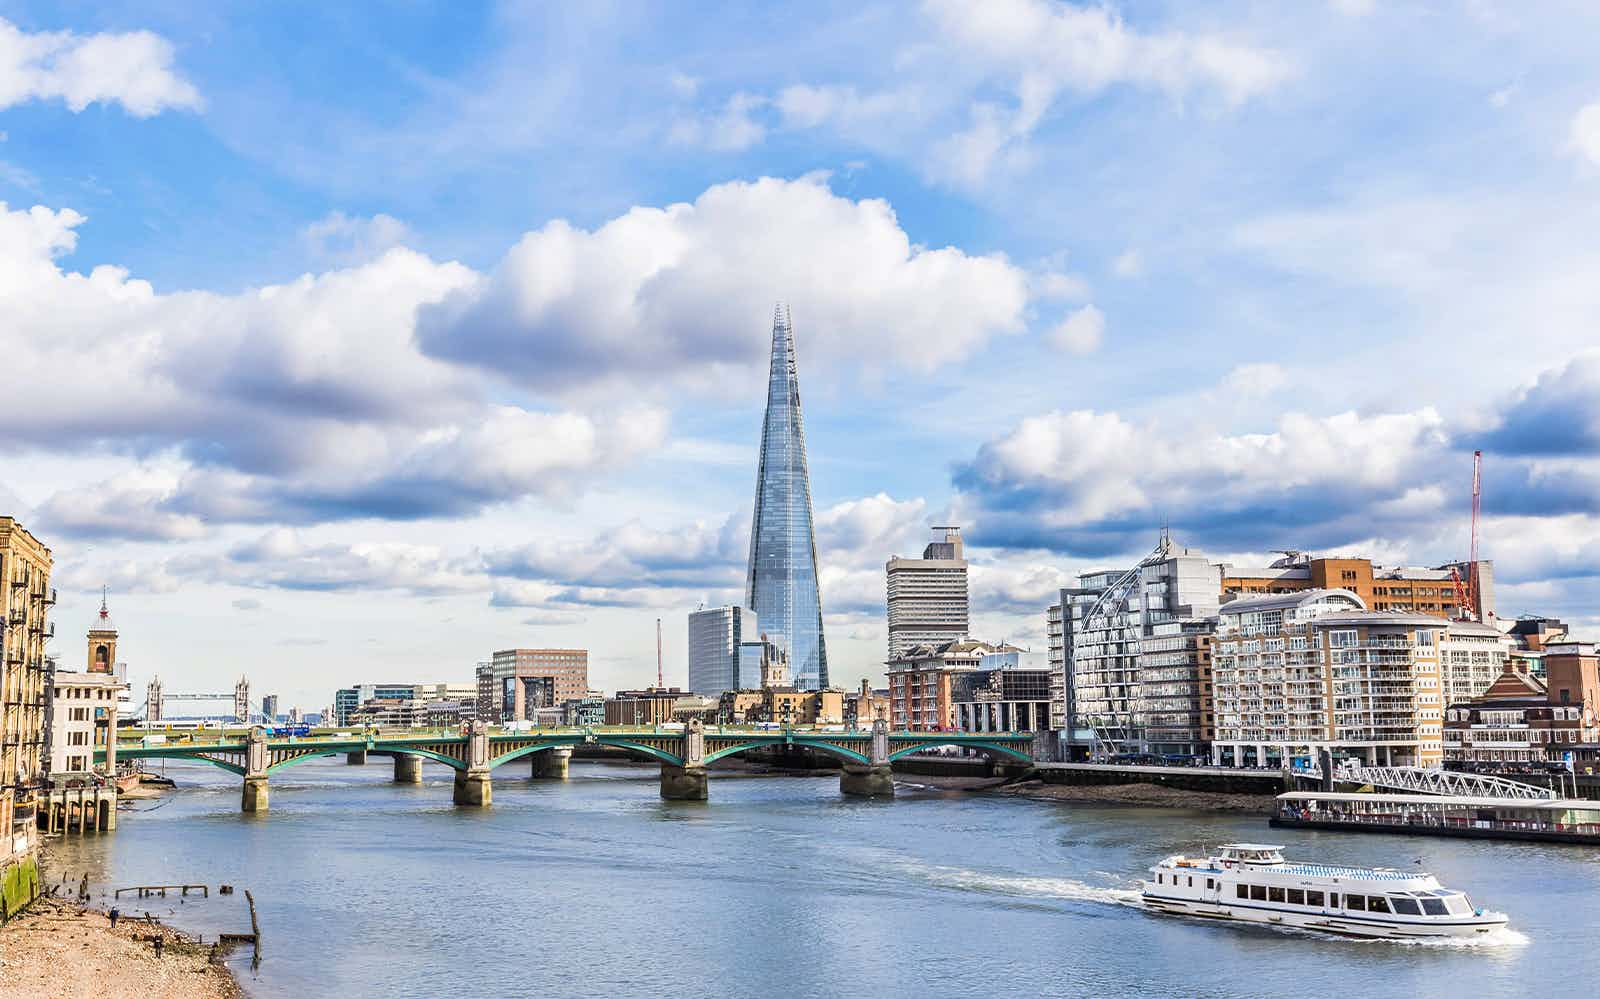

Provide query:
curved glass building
left=745, top=305, right=829, bottom=690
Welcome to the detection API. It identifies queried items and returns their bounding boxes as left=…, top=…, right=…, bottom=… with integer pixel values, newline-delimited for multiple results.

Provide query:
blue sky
left=4, top=1, right=1600, bottom=712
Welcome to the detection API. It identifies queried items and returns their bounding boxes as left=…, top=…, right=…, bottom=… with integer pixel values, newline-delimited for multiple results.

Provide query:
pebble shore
left=0, top=897, right=245, bottom=998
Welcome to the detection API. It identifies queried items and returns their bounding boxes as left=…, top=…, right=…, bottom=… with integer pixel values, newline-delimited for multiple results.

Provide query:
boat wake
left=912, top=862, right=1141, bottom=908
left=1348, top=926, right=1531, bottom=950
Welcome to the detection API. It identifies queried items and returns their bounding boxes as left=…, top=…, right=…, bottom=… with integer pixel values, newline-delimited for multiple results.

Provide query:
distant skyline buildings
left=745, top=306, right=828, bottom=691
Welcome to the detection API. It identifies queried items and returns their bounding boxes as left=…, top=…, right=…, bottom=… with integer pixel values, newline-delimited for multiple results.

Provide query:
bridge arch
left=116, top=751, right=246, bottom=777
left=702, top=739, right=871, bottom=766
left=265, top=746, right=466, bottom=775
left=886, top=741, right=1032, bottom=764
left=488, top=736, right=686, bottom=769
left=487, top=739, right=580, bottom=770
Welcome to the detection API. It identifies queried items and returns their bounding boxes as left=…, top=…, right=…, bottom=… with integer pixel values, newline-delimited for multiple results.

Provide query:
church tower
left=88, top=588, right=117, bottom=675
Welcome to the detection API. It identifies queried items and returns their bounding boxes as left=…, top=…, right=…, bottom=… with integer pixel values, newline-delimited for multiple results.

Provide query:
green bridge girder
left=100, top=727, right=1035, bottom=773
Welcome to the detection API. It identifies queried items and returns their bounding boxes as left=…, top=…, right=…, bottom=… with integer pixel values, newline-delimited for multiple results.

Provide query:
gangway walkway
left=1298, top=764, right=1554, bottom=800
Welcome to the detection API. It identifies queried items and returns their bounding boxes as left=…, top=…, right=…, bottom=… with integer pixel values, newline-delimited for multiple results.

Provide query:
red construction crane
left=1450, top=450, right=1483, bottom=621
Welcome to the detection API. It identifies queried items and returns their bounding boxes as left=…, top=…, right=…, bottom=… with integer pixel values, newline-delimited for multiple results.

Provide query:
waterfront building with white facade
left=1210, top=589, right=1448, bottom=768
left=1049, top=541, right=1221, bottom=757
left=886, top=527, right=969, bottom=660
left=1440, top=621, right=1513, bottom=707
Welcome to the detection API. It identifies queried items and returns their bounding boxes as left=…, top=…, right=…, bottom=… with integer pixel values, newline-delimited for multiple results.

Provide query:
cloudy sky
left=4, top=1, right=1600, bottom=712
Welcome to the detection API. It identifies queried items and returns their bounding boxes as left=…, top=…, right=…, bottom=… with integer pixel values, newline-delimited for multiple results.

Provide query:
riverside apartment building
left=1210, top=590, right=1451, bottom=768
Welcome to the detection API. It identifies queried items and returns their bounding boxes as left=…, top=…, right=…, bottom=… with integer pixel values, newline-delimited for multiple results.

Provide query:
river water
left=40, top=759, right=1600, bottom=998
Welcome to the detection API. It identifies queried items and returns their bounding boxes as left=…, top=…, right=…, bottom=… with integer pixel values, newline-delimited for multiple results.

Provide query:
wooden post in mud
left=244, top=889, right=261, bottom=965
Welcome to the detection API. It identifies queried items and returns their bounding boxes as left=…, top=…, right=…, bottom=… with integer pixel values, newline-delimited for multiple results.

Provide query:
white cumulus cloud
left=1571, top=101, right=1600, bottom=167
left=0, top=17, right=201, bottom=116
left=1049, top=304, right=1104, bottom=354
left=418, top=175, right=1031, bottom=393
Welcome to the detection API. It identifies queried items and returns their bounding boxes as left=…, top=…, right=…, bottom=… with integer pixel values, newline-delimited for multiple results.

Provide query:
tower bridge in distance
left=97, top=719, right=1038, bottom=811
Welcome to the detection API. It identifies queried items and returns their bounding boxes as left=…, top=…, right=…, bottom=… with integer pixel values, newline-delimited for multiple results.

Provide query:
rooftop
left=1219, top=588, right=1364, bottom=615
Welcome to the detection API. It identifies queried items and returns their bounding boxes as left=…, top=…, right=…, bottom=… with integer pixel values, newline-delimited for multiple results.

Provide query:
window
left=1346, top=895, right=1366, bottom=911
left=1307, top=891, right=1324, bottom=907
left=1207, top=879, right=1216, bottom=891
left=1250, top=885, right=1267, bottom=901
left=1187, top=876, right=1193, bottom=887
left=1367, top=897, right=1391, bottom=914
left=1268, top=887, right=1285, bottom=903
left=1420, top=898, right=1449, bottom=916
left=1391, top=898, right=1422, bottom=915
left=1236, top=884, right=1248, bottom=899
left=1286, top=889, right=1305, bottom=905
left=1329, top=893, right=1338, bottom=908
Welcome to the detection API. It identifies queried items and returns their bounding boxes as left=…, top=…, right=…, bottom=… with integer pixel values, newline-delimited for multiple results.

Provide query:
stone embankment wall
left=2, top=851, right=40, bottom=921
left=1034, top=763, right=1285, bottom=796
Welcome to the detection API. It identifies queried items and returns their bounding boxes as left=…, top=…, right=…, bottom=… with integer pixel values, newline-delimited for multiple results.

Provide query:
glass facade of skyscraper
left=745, top=306, right=829, bottom=690
left=687, top=605, right=758, bottom=698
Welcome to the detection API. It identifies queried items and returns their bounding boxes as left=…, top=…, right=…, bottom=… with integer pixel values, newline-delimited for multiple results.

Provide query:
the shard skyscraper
left=746, top=304, right=828, bottom=690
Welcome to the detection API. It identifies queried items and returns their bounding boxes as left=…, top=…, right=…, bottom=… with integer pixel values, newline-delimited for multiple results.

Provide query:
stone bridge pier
left=242, top=726, right=269, bottom=813
left=393, top=754, right=423, bottom=784
left=839, top=720, right=894, bottom=797
left=453, top=720, right=492, bottom=806
left=660, top=719, right=708, bottom=800
left=346, top=750, right=368, bottom=765
left=531, top=747, right=572, bottom=779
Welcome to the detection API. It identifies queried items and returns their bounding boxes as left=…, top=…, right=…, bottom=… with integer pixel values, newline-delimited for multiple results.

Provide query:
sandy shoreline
left=0, top=897, right=245, bottom=998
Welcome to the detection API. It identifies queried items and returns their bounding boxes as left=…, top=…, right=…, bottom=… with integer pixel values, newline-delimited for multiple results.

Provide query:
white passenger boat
left=1141, top=843, right=1508, bottom=938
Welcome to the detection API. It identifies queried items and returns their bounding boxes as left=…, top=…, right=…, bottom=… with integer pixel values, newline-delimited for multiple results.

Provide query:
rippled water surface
left=41, top=760, right=1600, bottom=997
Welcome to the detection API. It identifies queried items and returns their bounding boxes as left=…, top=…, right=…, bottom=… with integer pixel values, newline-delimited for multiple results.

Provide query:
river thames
left=42, top=760, right=1600, bottom=997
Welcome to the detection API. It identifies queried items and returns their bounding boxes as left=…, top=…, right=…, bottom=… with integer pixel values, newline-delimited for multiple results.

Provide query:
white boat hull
left=1141, top=892, right=1507, bottom=939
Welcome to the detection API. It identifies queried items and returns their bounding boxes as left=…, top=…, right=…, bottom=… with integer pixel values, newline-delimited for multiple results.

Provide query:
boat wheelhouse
left=1141, top=843, right=1508, bottom=938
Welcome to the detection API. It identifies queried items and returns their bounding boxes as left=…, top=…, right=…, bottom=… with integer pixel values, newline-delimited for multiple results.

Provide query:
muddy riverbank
left=0, top=896, right=244, bottom=998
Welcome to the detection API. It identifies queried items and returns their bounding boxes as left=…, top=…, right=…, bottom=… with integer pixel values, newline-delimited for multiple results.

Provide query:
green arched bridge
left=99, top=720, right=1038, bottom=811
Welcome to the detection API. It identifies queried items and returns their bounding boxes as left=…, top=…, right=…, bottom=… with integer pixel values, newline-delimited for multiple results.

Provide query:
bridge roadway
left=99, top=719, right=1037, bottom=812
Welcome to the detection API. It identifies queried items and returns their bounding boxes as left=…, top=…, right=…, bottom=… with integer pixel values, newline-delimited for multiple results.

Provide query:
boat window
left=1328, top=892, right=1338, bottom=907
left=1237, top=884, right=1248, bottom=899
left=1367, top=897, right=1390, bottom=914
left=1286, top=889, right=1305, bottom=905
left=1391, top=898, right=1421, bottom=916
left=1268, top=887, right=1285, bottom=903
left=1307, top=891, right=1324, bottom=907
left=1187, top=876, right=1193, bottom=887
left=1446, top=896, right=1472, bottom=916
left=1250, top=885, right=1267, bottom=901
left=1347, top=895, right=1366, bottom=911
left=1207, top=879, right=1216, bottom=891
left=1421, top=898, right=1449, bottom=916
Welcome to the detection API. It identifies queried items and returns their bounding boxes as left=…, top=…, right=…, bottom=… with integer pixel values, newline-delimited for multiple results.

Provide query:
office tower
left=745, top=305, right=828, bottom=689
left=886, top=526, right=969, bottom=659
left=688, top=606, right=758, bottom=698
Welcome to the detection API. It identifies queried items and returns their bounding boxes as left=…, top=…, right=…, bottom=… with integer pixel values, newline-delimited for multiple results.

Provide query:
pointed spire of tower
left=99, top=585, right=109, bottom=620
left=746, top=304, right=828, bottom=689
